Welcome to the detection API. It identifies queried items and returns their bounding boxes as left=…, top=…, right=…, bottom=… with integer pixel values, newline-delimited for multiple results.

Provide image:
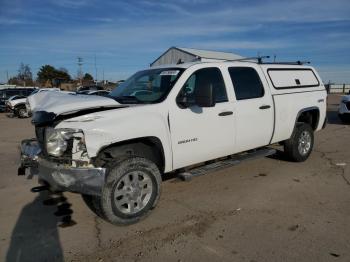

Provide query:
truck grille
left=35, top=127, right=47, bottom=155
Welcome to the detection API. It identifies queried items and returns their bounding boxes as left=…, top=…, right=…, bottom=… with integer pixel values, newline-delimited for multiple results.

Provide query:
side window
left=5, top=90, right=20, bottom=98
left=228, top=67, right=264, bottom=100
left=180, top=67, right=228, bottom=104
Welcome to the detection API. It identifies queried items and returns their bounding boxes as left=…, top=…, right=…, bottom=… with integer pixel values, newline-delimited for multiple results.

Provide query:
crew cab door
left=228, top=66, right=274, bottom=152
left=169, top=67, right=235, bottom=170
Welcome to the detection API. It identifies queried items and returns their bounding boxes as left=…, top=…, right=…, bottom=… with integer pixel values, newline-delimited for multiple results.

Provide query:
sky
left=0, top=0, right=350, bottom=83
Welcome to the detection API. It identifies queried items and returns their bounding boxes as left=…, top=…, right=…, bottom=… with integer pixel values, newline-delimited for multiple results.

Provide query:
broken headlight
left=45, top=128, right=84, bottom=157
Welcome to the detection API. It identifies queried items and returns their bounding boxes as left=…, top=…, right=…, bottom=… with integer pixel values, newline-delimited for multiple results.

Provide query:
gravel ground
left=0, top=94, right=349, bottom=262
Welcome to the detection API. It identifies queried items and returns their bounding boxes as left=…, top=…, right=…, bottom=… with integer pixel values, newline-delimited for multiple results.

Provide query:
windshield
left=30, top=89, right=39, bottom=95
left=109, top=68, right=184, bottom=104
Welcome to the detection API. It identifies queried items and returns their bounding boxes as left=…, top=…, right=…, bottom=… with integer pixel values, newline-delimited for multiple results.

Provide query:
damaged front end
left=18, top=92, right=127, bottom=196
left=19, top=126, right=106, bottom=196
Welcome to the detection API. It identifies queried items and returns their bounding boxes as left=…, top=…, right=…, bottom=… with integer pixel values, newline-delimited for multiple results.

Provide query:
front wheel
left=284, top=123, right=314, bottom=162
left=86, top=157, right=162, bottom=225
left=17, top=107, right=28, bottom=118
left=339, top=113, right=350, bottom=123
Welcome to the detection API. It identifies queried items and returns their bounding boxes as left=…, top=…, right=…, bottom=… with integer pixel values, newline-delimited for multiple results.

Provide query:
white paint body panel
left=57, top=104, right=174, bottom=172
left=35, top=62, right=327, bottom=173
left=268, top=69, right=319, bottom=88
left=224, top=64, right=274, bottom=153
left=28, top=91, right=119, bottom=114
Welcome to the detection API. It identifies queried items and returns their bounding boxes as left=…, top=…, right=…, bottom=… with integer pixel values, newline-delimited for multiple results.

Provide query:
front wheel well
left=296, top=108, right=320, bottom=130
left=15, top=103, right=26, bottom=110
left=94, top=137, right=165, bottom=173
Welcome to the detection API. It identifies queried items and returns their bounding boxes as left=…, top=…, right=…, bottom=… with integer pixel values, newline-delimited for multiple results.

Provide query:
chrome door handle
left=218, top=111, right=233, bottom=116
left=259, top=105, right=271, bottom=110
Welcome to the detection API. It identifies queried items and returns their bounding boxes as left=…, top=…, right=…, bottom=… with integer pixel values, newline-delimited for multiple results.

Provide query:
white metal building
left=150, top=47, right=243, bottom=67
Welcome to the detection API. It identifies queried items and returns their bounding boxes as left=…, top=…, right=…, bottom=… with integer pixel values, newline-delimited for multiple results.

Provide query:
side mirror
left=176, top=94, right=191, bottom=108
left=194, top=84, right=216, bottom=107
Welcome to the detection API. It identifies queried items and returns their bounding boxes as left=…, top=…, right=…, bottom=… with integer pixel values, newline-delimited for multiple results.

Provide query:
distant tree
left=37, top=65, right=72, bottom=87
left=83, top=73, right=94, bottom=81
left=8, top=63, right=34, bottom=86
left=8, top=77, right=21, bottom=86
left=37, top=65, right=56, bottom=86
left=58, top=67, right=69, bottom=74
left=18, top=63, right=32, bottom=81
left=55, top=69, right=71, bottom=81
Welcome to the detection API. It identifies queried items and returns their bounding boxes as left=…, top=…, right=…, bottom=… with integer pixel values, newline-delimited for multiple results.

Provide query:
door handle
left=218, top=111, right=233, bottom=116
left=259, top=105, right=271, bottom=110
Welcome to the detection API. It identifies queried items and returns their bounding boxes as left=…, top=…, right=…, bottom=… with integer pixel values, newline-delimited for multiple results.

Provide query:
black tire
left=17, top=107, right=27, bottom=118
left=85, top=157, right=162, bottom=225
left=284, top=123, right=314, bottom=162
left=339, top=113, right=350, bottom=123
left=81, top=194, right=105, bottom=218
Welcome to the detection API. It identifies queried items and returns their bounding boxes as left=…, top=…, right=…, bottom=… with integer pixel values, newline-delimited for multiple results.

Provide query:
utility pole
left=94, top=54, right=98, bottom=85
left=273, top=54, right=276, bottom=62
left=77, top=57, right=83, bottom=85
left=6, top=70, right=9, bottom=84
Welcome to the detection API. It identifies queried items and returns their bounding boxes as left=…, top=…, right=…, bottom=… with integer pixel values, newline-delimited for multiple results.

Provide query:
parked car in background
left=0, top=87, right=35, bottom=112
left=338, top=94, right=350, bottom=122
left=7, top=88, right=60, bottom=118
left=77, top=85, right=104, bottom=94
left=6, top=95, right=28, bottom=115
left=79, top=90, right=110, bottom=96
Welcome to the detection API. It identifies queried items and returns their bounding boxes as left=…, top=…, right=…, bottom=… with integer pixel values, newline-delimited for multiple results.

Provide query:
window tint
left=110, top=68, right=184, bottom=104
left=5, top=90, right=21, bottom=98
left=180, top=67, right=228, bottom=103
left=228, top=67, right=264, bottom=100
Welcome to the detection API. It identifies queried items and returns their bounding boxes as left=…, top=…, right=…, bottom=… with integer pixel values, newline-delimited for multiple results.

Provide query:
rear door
left=228, top=66, right=274, bottom=152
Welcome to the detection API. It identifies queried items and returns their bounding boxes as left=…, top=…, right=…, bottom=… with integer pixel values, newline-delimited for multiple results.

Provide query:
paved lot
left=0, top=94, right=349, bottom=262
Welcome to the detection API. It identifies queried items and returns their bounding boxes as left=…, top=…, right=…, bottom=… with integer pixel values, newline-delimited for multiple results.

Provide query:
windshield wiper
left=113, top=95, right=147, bottom=104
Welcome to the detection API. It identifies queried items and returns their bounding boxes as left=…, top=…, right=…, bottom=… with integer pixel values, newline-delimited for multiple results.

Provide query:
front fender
left=57, top=105, right=173, bottom=172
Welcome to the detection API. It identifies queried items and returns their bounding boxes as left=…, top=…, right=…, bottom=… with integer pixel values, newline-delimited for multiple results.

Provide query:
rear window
left=5, top=90, right=21, bottom=98
left=228, top=67, right=264, bottom=100
left=267, top=68, right=320, bottom=89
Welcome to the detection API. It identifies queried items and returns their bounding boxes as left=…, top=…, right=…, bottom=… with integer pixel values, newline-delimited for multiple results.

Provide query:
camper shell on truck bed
left=19, top=59, right=327, bottom=225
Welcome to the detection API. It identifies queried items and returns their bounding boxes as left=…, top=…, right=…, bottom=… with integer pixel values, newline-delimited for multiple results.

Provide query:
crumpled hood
left=28, top=91, right=120, bottom=115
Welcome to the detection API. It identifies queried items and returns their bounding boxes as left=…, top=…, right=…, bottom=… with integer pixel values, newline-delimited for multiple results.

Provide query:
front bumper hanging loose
left=19, top=139, right=106, bottom=196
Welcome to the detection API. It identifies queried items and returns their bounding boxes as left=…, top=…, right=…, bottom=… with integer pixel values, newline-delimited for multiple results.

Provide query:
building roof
left=176, top=47, right=243, bottom=60
left=150, top=46, right=244, bottom=67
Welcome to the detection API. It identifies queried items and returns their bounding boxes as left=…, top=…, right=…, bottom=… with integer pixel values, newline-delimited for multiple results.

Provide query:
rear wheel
left=284, top=123, right=314, bottom=162
left=84, top=157, right=161, bottom=225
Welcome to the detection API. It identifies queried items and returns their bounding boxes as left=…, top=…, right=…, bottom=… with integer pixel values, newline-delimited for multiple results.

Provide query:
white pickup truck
left=19, top=60, right=327, bottom=225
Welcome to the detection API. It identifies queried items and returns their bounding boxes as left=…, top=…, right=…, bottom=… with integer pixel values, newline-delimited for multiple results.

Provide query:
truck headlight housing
left=25, top=100, right=31, bottom=113
left=45, top=128, right=84, bottom=157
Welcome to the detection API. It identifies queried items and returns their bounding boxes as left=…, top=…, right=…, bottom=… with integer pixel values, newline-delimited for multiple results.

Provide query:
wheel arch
left=94, top=136, right=166, bottom=173
left=294, top=107, right=320, bottom=130
left=14, top=102, right=26, bottom=109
